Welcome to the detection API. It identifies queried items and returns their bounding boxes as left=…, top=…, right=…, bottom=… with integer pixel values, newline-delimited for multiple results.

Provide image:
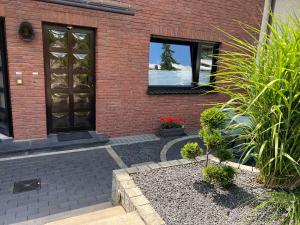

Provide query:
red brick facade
left=0, top=0, right=263, bottom=140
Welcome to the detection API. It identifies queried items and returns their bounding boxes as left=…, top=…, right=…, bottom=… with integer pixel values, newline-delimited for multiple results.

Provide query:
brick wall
left=0, top=0, right=263, bottom=140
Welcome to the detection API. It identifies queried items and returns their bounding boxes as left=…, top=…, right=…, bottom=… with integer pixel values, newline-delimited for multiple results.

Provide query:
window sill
left=147, top=86, right=214, bottom=95
left=35, top=0, right=134, bottom=16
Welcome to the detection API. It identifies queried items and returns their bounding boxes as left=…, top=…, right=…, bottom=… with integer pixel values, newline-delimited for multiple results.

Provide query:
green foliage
left=160, top=44, right=178, bottom=71
left=200, top=127, right=225, bottom=152
left=160, top=122, right=182, bottom=129
left=180, top=142, right=203, bottom=159
left=216, top=148, right=233, bottom=162
left=232, top=191, right=300, bottom=224
left=202, top=165, right=237, bottom=187
left=214, top=15, right=300, bottom=189
left=200, top=108, right=227, bottom=130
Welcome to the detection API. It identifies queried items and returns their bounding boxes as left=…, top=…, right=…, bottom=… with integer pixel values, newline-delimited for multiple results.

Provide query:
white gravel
left=132, top=161, right=267, bottom=225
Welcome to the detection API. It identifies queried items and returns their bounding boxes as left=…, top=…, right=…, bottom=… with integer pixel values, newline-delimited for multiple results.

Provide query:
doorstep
left=0, top=131, right=109, bottom=156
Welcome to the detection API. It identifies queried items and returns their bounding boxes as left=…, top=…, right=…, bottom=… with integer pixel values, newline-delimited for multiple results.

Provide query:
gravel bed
left=132, top=161, right=267, bottom=225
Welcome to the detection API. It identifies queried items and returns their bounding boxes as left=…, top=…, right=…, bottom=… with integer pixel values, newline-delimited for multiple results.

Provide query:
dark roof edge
left=35, top=0, right=135, bottom=16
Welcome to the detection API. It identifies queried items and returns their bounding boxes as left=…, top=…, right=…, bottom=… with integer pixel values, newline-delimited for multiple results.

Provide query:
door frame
left=0, top=17, right=13, bottom=137
left=42, top=22, right=96, bottom=134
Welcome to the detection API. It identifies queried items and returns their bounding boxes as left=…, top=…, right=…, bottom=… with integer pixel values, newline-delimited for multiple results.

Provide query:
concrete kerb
left=112, top=157, right=258, bottom=225
left=160, top=135, right=198, bottom=162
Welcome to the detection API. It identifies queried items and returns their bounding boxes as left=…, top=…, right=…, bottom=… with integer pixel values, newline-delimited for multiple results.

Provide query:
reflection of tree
left=201, top=46, right=213, bottom=59
left=73, top=33, right=89, bottom=51
left=160, top=44, right=178, bottom=71
left=48, top=30, right=67, bottom=48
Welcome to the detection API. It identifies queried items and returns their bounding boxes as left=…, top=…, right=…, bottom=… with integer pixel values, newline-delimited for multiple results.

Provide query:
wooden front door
left=0, top=18, right=12, bottom=136
left=43, top=24, right=95, bottom=133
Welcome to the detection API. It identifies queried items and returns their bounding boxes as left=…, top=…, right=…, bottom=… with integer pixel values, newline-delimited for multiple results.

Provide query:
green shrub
left=232, top=191, right=300, bottom=224
left=216, top=148, right=233, bottom=162
left=200, top=108, right=227, bottom=130
left=199, top=127, right=225, bottom=152
left=202, top=165, right=237, bottom=187
left=180, top=142, right=203, bottom=159
left=214, top=15, right=300, bottom=189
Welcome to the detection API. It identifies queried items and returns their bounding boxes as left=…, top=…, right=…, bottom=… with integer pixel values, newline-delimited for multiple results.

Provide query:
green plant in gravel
left=199, top=108, right=228, bottom=166
left=231, top=191, right=300, bottom=224
left=203, top=165, right=237, bottom=187
left=213, top=14, right=300, bottom=190
left=180, top=142, right=204, bottom=159
left=199, top=107, right=236, bottom=187
left=216, top=148, right=234, bottom=163
left=200, top=107, right=227, bottom=130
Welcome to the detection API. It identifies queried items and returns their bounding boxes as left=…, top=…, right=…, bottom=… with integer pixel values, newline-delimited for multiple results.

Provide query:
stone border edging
left=112, top=157, right=258, bottom=225
left=160, top=135, right=198, bottom=162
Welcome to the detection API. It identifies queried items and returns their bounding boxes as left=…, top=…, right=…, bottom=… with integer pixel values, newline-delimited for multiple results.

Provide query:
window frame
left=148, top=37, right=220, bottom=95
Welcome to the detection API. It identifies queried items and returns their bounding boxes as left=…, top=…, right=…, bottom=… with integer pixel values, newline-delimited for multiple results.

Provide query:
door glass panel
left=73, top=53, right=89, bottom=70
left=74, top=111, right=90, bottom=127
left=52, top=112, right=69, bottom=129
left=73, top=32, right=89, bottom=52
left=73, top=74, right=90, bottom=89
left=74, top=93, right=90, bottom=111
left=49, top=30, right=67, bottom=49
left=51, top=73, right=68, bottom=89
left=51, top=93, right=69, bottom=113
left=50, top=52, right=68, bottom=70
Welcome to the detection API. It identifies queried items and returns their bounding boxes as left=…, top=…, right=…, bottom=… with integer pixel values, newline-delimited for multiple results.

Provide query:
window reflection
left=148, top=42, right=192, bottom=86
left=48, top=30, right=67, bottom=49
left=73, top=32, right=89, bottom=51
left=73, top=53, right=89, bottom=70
left=50, top=52, right=68, bottom=70
left=199, top=45, right=214, bottom=85
left=74, top=74, right=90, bottom=88
left=51, top=73, right=68, bottom=89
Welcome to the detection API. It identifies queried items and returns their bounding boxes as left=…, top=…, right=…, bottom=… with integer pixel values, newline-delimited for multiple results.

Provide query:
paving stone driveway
left=0, top=148, right=119, bottom=225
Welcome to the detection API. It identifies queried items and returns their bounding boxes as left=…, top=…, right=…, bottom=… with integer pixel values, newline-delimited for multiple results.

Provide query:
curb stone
left=112, top=157, right=258, bottom=225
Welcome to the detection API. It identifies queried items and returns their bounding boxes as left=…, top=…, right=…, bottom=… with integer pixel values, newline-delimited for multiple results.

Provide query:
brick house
left=0, top=0, right=263, bottom=141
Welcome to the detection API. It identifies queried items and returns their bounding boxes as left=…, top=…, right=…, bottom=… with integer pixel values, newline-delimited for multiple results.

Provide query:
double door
left=44, top=24, right=95, bottom=133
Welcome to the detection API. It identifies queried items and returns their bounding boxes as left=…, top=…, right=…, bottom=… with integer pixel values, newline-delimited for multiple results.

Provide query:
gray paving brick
left=0, top=149, right=119, bottom=224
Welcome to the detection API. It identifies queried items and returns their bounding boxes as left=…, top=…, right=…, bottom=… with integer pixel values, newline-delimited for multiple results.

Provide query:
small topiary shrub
left=200, top=108, right=227, bottom=130
left=200, top=128, right=225, bottom=151
left=216, top=148, right=233, bottom=163
left=180, top=142, right=203, bottom=159
left=202, top=165, right=237, bottom=187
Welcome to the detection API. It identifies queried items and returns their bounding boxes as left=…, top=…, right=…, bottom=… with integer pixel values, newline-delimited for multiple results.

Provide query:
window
left=148, top=37, right=219, bottom=94
left=149, top=42, right=192, bottom=86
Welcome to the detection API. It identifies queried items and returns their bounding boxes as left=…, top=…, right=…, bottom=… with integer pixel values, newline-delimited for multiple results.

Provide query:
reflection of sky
left=149, top=42, right=191, bottom=66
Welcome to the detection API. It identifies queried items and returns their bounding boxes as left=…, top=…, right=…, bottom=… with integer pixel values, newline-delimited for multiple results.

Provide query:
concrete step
left=45, top=206, right=126, bottom=225
left=86, top=211, right=145, bottom=225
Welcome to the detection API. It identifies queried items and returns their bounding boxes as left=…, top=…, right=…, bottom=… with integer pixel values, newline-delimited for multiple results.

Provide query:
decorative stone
left=125, top=187, right=143, bottom=198
left=158, top=161, right=172, bottom=168
left=148, top=163, right=161, bottom=170
left=131, top=195, right=150, bottom=207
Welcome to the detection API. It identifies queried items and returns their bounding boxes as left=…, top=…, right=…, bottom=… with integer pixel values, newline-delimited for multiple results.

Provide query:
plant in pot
left=159, top=117, right=186, bottom=137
